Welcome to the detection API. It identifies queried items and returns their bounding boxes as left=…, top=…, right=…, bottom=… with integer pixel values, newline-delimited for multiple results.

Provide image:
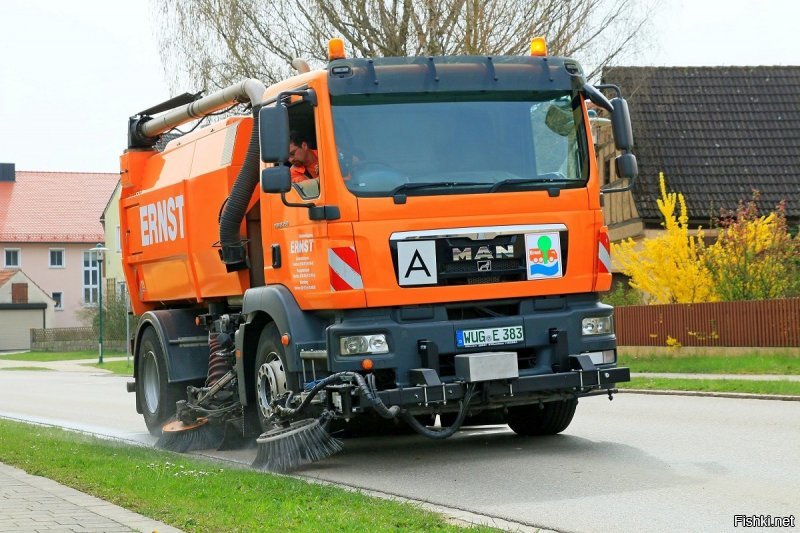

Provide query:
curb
left=295, top=475, right=557, bottom=533
left=620, top=389, right=800, bottom=401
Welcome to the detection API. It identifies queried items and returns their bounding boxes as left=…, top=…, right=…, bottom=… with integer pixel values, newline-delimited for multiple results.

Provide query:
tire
left=505, top=398, right=578, bottom=436
left=137, top=327, right=185, bottom=436
left=254, top=323, right=290, bottom=432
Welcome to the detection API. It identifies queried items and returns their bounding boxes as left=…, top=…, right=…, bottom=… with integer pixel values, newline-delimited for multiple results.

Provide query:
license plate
left=456, top=326, right=524, bottom=348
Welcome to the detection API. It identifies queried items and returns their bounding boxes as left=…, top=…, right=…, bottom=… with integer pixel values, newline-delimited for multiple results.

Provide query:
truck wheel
left=254, top=323, right=289, bottom=432
left=137, top=327, right=185, bottom=436
left=505, top=398, right=578, bottom=436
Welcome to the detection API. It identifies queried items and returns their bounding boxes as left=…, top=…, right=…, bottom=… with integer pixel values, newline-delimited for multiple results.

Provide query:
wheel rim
left=141, top=350, right=160, bottom=414
left=256, top=351, right=288, bottom=420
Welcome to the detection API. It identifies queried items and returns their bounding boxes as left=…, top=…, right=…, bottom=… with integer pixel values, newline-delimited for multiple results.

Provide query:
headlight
left=582, top=316, right=612, bottom=335
left=340, top=334, right=389, bottom=355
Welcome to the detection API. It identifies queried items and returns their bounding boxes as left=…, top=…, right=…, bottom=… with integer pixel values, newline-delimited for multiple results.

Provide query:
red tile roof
left=0, top=269, right=15, bottom=288
left=0, top=171, right=119, bottom=242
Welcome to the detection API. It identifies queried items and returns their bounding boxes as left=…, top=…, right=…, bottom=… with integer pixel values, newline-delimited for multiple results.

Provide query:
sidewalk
left=0, top=356, right=130, bottom=373
left=0, top=462, right=181, bottom=533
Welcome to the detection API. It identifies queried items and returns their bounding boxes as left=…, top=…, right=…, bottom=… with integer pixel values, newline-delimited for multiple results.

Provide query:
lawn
left=88, top=360, right=133, bottom=376
left=0, top=350, right=126, bottom=362
left=618, top=352, right=800, bottom=375
left=619, top=376, right=800, bottom=395
left=0, top=419, right=488, bottom=532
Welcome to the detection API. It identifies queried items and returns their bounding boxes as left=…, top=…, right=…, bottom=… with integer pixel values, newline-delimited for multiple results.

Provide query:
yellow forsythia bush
left=612, top=173, right=716, bottom=304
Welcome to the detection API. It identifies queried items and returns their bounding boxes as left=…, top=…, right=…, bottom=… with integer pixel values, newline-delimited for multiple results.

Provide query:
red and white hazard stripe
left=328, top=246, right=363, bottom=291
left=597, top=229, right=611, bottom=274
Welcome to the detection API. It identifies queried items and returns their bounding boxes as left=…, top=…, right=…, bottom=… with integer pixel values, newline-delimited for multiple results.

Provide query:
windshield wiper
left=391, top=181, right=492, bottom=196
left=488, top=177, right=571, bottom=193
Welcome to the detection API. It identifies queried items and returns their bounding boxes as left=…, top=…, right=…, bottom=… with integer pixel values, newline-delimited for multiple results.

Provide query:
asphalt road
left=0, top=369, right=797, bottom=532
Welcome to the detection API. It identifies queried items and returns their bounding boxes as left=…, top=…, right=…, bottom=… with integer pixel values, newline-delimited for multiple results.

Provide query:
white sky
left=1, top=0, right=798, bottom=173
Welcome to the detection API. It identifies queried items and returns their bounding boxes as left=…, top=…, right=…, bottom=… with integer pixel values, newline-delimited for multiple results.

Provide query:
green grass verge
left=87, top=360, right=133, bottom=376
left=0, top=350, right=126, bottom=362
left=618, top=352, right=800, bottom=375
left=0, top=419, right=487, bottom=532
left=0, top=366, right=53, bottom=372
left=619, top=377, right=800, bottom=395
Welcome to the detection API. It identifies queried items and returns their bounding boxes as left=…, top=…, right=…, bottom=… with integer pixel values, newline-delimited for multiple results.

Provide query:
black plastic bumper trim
left=372, top=367, right=630, bottom=407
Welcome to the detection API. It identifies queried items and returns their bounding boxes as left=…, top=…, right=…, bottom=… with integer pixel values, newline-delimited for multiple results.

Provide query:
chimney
left=0, top=163, right=15, bottom=182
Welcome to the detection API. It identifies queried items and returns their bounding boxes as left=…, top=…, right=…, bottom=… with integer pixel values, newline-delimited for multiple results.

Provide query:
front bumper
left=362, top=366, right=630, bottom=412
left=326, top=294, right=618, bottom=386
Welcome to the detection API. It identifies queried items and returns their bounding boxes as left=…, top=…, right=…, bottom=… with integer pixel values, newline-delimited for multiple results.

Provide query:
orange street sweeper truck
left=121, top=38, right=637, bottom=471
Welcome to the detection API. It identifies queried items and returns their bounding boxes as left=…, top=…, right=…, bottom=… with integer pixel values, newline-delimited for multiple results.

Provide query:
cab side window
left=287, top=101, right=320, bottom=199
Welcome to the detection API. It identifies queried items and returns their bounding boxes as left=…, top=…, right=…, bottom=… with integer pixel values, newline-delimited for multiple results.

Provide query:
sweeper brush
left=252, top=417, right=342, bottom=472
left=155, top=418, right=226, bottom=453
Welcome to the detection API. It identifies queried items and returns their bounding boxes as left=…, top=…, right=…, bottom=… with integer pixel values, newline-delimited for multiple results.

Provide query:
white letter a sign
left=397, top=241, right=437, bottom=286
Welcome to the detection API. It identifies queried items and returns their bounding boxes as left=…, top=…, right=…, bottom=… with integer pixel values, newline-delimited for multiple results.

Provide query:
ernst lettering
left=290, top=239, right=314, bottom=254
left=140, top=195, right=185, bottom=247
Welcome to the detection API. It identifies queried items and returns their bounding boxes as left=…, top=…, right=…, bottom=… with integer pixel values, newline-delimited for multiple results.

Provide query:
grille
left=443, top=259, right=520, bottom=273
left=467, top=275, right=500, bottom=284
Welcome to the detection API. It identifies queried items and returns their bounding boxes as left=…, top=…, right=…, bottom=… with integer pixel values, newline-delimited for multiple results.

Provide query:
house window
left=52, top=292, right=63, bottom=310
left=4, top=248, right=20, bottom=268
left=116, top=280, right=127, bottom=299
left=49, top=248, right=65, bottom=268
left=116, top=225, right=121, bottom=252
left=83, top=251, right=100, bottom=305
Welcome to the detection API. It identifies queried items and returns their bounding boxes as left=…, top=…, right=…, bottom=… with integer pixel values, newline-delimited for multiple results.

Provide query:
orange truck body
left=121, top=70, right=610, bottom=314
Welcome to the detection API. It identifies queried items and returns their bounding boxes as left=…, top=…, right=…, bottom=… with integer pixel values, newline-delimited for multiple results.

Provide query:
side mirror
left=614, top=153, right=638, bottom=181
left=610, top=97, right=634, bottom=151
left=261, top=166, right=291, bottom=194
left=583, top=83, right=613, bottom=113
left=259, top=106, right=289, bottom=163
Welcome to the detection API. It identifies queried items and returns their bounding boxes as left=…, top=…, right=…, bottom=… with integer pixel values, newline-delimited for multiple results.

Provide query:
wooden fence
left=30, top=327, right=127, bottom=352
left=614, top=298, right=800, bottom=347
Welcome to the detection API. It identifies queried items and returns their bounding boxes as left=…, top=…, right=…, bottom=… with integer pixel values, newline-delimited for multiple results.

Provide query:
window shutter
left=11, top=283, right=28, bottom=304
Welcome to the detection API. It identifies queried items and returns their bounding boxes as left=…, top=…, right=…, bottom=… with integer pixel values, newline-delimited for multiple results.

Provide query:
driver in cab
left=288, top=131, right=319, bottom=183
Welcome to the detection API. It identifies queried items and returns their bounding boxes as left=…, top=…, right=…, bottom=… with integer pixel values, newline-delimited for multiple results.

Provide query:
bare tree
left=153, top=0, right=652, bottom=93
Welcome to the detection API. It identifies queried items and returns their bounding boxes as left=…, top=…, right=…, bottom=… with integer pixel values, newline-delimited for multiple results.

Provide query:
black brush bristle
left=252, top=417, right=342, bottom=472
left=156, top=422, right=225, bottom=453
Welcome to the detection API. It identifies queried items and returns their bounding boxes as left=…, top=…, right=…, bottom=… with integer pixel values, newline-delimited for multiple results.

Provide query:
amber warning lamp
left=328, top=38, right=346, bottom=61
left=530, top=37, right=548, bottom=57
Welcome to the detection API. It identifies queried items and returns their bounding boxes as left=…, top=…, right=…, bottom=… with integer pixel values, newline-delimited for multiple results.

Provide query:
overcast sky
left=1, top=0, right=798, bottom=173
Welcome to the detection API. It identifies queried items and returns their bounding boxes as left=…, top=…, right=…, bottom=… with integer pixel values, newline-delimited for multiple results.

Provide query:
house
left=0, top=269, right=54, bottom=350
left=0, top=163, right=119, bottom=328
left=101, top=180, right=126, bottom=298
left=597, top=66, right=800, bottom=245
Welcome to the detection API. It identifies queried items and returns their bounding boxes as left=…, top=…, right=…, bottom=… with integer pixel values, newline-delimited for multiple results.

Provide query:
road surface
left=0, top=369, right=797, bottom=532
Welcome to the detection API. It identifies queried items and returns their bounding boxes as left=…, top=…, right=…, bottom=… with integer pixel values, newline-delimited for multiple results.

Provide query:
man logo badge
left=477, top=260, right=492, bottom=271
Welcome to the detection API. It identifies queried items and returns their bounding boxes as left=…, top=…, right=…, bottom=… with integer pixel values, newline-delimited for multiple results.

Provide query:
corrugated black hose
left=219, top=105, right=263, bottom=271
left=273, top=372, right=476, bottom=440
left=399, top=383, right=477, bottom=439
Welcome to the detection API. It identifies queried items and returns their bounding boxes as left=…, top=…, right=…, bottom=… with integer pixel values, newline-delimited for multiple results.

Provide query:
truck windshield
left=331, top=91, right=588, bottom=197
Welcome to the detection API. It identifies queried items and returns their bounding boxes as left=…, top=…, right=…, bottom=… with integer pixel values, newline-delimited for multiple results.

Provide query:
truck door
left=262, top=97, right=329, bottom=302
